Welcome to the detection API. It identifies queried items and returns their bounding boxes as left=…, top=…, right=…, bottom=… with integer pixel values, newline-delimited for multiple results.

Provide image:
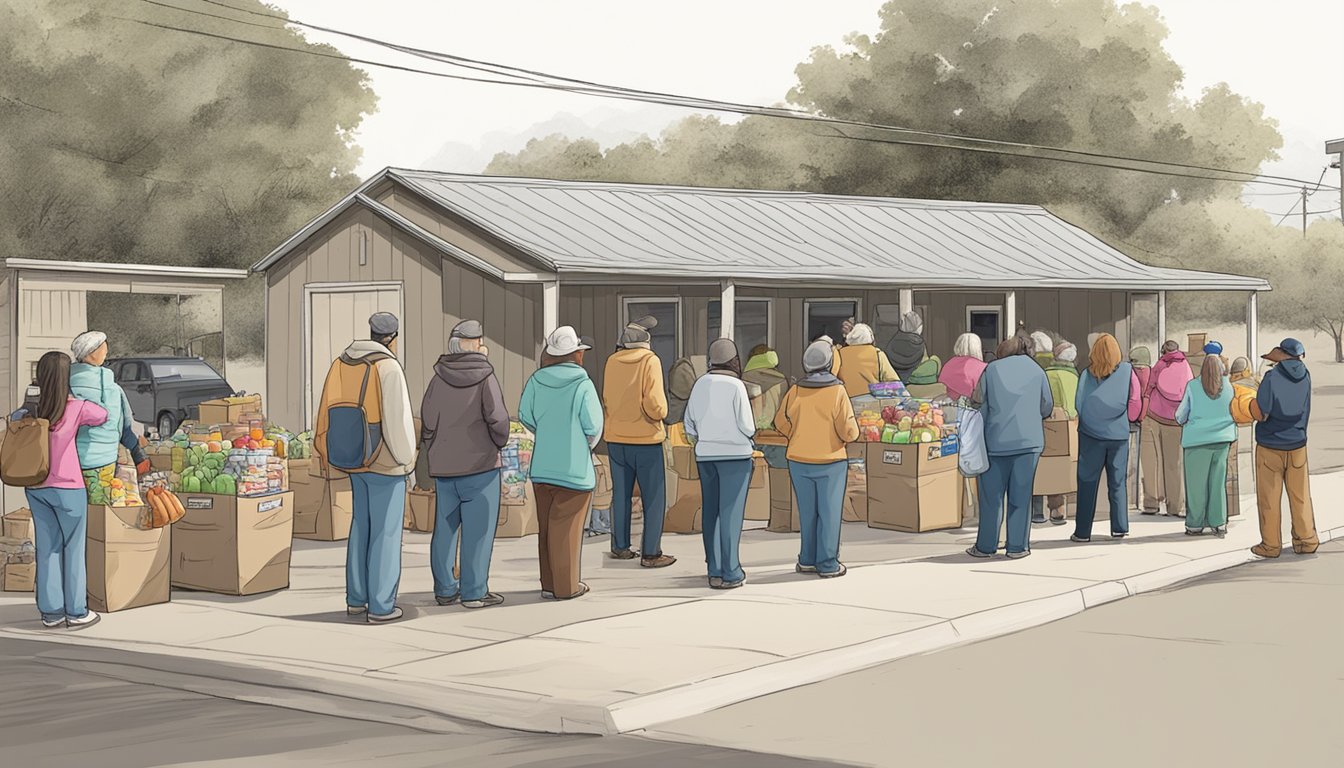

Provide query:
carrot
left=167, top=490, right=186, bottom=524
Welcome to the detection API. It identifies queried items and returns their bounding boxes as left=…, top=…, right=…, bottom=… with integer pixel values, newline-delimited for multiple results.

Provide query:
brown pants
left=1140, top=418, right=1185, bottom=515
left=1255, top=446, right=1318, bottom=555
left=534, top=483, right=591, bottom=598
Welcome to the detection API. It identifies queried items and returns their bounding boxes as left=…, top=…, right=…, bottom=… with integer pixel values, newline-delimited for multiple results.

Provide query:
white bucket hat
left=544, top=326, right=591, bottom=357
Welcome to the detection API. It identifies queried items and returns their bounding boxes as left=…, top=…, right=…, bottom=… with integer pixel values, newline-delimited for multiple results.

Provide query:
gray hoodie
left=419, top=352, right=510, bottom=479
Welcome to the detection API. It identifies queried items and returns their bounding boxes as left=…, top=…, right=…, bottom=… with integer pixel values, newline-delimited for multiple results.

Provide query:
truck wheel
left=157, top=413, right=178, bottom=439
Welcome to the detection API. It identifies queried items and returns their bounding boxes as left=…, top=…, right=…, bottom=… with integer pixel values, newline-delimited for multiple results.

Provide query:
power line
left=132, top=0, right=1338, bottom=192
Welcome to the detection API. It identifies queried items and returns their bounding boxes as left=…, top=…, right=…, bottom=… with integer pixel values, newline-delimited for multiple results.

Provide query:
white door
left=305, top=284, right=403, bottom=430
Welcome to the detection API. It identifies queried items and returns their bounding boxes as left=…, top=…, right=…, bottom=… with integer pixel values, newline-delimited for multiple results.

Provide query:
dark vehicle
left=109, top=357, right=234, bottom=437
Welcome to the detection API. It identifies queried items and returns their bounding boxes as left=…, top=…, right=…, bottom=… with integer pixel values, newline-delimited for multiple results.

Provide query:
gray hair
left=1161, top=340, right=1180, bottom=354
left=449, top=337, right=482, bottom=355
left=900, top=311, right=923, bottom=334
left=845, top=323, right=875, bottom=346
left=953, top=333, right=983, bottom=361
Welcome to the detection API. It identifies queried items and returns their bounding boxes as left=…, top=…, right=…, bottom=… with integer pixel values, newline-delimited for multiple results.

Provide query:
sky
left=267, top=0, right=1344, bottom=223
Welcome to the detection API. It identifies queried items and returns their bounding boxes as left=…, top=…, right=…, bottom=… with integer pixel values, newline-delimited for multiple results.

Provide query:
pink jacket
left=1133, top=365, right=1152, bottom=422
left=41, top=398, right=109, bottom=489
left=939, top=356, right=988, bottom=402
left=1146, top=351, right=1193, bottom=423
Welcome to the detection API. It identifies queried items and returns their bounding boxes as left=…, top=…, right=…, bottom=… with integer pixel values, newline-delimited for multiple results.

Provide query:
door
left=305, top=284, right=404, bottom=430
left=967, top=306, right=1002, bottom=353
left=116, top=361, right=154, bottom=424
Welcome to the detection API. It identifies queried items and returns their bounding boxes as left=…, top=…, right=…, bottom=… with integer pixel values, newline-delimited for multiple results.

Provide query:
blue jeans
left=789, top=460, right=847, bottom=574
left=1074, top=434, right=1130, bottom=538
left=698, top=459, right=752, bottom=582
left=347, top=472, right=407, bottom=616
left=25, top=487, right=89, bottom=622
left=975, top=451, right=1042, bottom=555
left=609, top=443, right=667, bottom=555
left=431, top=470, right=501, bottom=602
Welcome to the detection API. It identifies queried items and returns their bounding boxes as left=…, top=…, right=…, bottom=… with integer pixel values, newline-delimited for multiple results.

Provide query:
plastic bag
left=957, top=408, right=989, bottom=478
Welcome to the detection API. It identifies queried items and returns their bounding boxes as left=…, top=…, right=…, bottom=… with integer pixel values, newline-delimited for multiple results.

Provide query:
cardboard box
left=3, top=508, right=32, bottom=541
left=664, top=470, right=703, bottom=533
left=844, top=444, right=868, bottom=523
left=866, top=443, right=961, bottom=533
left=171, top=492, right=294, bottom=595
left=669, top=444, right=699, bottom=481
left=406, top=488, right=435, bottom=533
left=591, top=455, right=614, bottom=510
left=745, top=457, right=769, bottom=521
left=4, top=562, right=35, bottom=592
left=1032, top=455, right=1077, bottom=496
left=497, top=492, right=538, bottom=538
left=197, top=395, right=263, bottom=427
left=292, top=472, right=352, bottom=541
left=87, top=505, right=170, bottom=612
left=767, top=467, right=800, bottom=533
left=1042, top=418, right=1080, bottom=459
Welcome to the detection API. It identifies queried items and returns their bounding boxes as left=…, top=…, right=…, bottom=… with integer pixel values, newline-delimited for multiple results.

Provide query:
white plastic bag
left=957, top=407, right=989, bottom=478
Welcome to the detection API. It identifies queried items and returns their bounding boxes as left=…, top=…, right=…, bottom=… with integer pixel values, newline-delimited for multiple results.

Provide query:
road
left=647, top=540, right=1344, bottom=767
left=0, top=640, right=843, bottom=768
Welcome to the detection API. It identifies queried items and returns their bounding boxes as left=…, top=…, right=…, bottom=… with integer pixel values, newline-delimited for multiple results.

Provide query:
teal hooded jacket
left=518, top=363, right=604, bottom=492
left=69, top=362, right=131, bottom=470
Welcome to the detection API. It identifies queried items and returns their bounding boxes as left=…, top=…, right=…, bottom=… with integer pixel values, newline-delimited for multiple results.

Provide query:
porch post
left=542, top=281, right=559, bottom=333
left=1157, top=290, right=1168, bottom=347
left=1246, top=290, right=1259, bottom=362
left=720, top=279, right=736, bottom=341
left=899, top=287, right=914, bottom=317
left=1004, top=290, right=1017, bottom=340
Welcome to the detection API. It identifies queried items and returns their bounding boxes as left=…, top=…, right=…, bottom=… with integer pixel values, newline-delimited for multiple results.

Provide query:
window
left=623, top=298, right=681, bottom=384
left=804, top=300, right=859, bottom=346
left=967, top=306, right=1003, bottom=352
left=117, top=362, right=146, bottom=382
left=707, top=299, right=772, bottom=356
left=149, top=360, right=225, bottom=383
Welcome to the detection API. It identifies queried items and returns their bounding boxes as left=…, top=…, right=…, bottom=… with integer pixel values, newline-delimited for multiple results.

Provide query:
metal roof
left=4, top=258, right=249, bottom=280
left=255, top=168, right=1269, bottom=292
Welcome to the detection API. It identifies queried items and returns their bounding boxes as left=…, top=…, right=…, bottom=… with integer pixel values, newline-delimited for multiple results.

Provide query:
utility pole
left=1327, top=138, right=1344, bottom=221
left=1302, top=187, right=1309, bottom=236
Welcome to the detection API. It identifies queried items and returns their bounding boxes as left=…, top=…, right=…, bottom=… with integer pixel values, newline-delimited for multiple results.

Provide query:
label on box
left=882, top=450, right=903, bottom=466
left=258, top=498, right=284, bottom=514
left=926, top=445, right=942, bottom=461
left=186, top=496, right=214, bottom=510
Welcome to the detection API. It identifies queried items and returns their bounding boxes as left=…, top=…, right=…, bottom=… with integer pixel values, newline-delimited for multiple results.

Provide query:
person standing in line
left=603, top=316, right=676, bottom=568
left=1175, top=355, right=1236, bottom=537
left=1070, top=334, right=1142, bottom=542
left=885, top=311, right=928, bottom=383
left=1129, top=346, right=1154, bottom=516
left=520, top=327, right=604, bottom=599
left=966, top=334, right=1052, bottom=559
left=1032, top=340, right=1081, bottom=525
left=419, top=320, right=510, bottom=610
left=774, top=340, right=859, bottom=579
left=1250, top=339, right=1318, bottom=558
left=684, top=339, right=756, bottom=590
left=940, top=333, right=988, bottom=404
left=314, top=313, right=417, bottom=624
left=68, top=332, right=151, bottom=501
left=832, top=323, right=901, bottom=398
left=1142, top=340, right=1194, bottom=517
left=20, top=352, right=108, bottom=629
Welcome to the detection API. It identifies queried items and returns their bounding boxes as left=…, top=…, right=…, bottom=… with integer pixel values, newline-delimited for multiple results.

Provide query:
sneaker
left=818, top=564, right=848, bottom=579
left=1294, top=544, right=1320, bottom=555
left=347, top=605, right=367, bottom=616
left=66, top=611, right=101, bottom=630
left=434, top=593, right=460, bottom=606
left=368, top=607, right=404, bottom=623
left=609, top=548, right=638, bottom=560
left=965, top=546, right=993, bottom=558
left=713, top=575, right=746, bottom=590
left=708, top=577, right=724, bottom=588
left=462, top=593, right=504, bottom=609
left=640, top=553, right=677, bottom=569
left=1050, top=515, right=1068, bottom=526
left=1140, top=510, right=1159, bottom=516
left=1250, top=544, right=1279, bottom=559
left=1110, top=533, right=1128, bottom=539
left=1005, top=550, right=1031, bottom=560
left=42, top=617, right=65, bottom=629
left=555, top=583, right=590, bottom=600
left=1031, top=514, right=1048, bottom=524
left=1070, top=534, right=1091, bottom=543
left=540, top=590, right=556, bottom=600
left=1185, top=528, right=1206, bottom=537
left=795, top=563, right=818, bottom=573
left=1213, top=526, right=1228, bottom=538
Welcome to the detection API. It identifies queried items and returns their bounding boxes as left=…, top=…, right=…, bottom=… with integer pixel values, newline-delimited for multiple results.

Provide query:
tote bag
left=957, top=407, right=989, bottom=478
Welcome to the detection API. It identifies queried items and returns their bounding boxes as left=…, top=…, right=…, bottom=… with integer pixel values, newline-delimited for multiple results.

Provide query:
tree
left=0, top=0, right=377, bottom=355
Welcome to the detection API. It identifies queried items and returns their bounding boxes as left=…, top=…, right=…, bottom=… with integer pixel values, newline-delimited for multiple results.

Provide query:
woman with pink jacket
left=1142, top=341, right=1195, bottom=517
left=940, top=333, right=989, bottom=403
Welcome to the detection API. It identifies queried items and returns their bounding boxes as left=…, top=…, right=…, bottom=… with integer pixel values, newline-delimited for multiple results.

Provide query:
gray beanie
left=803, top=340, right=834, bottom=373
left=71, top=331, right=107, bottom=362
left=618, top=315, right=658, bottom=349
left=708, top=338, right=738, bottom=366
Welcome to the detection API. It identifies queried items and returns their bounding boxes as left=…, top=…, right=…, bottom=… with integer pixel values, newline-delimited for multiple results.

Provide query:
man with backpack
left=314, top=313, right=417, bottom=623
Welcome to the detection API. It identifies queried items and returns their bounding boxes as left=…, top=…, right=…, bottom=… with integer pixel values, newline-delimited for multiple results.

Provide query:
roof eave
left=251, top=169, right=392, bottom=272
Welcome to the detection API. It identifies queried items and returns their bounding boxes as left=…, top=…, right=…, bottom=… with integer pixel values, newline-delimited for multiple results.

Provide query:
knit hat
left=1203, top=340, right=1224, bottom=356
left=1129, top=346, right=1152, bottom=367
left=708, top=338, right=739, bottom=366
left=618, top=315, right=658, bottom=348
left=369, top=312, right=399, bottom=336
left=450, top=320, right=483, bottom=339
left=1054, top=342, right=1077, bottom=363
left=1031, top=332, right=1054, bottom=356
left=802, top=340, right=833, bottom=373
left=71, top=331, right=107, bottom=362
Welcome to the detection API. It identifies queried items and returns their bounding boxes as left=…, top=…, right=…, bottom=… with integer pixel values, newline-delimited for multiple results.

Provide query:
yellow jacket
left=774, top=383, right=859, bottom=464
left=1230, top=375, right=1259, bottom=426
left=832, top=344, right=900, bottom=398
left=602, top=348, right=669, bottom=445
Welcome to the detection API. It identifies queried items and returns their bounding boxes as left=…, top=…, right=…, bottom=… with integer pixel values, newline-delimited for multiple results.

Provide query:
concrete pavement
left=2, top=471, right=1339, bottom=737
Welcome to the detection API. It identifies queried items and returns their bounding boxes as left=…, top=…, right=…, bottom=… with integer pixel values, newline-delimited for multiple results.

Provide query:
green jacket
left=906, top=355, right=942, bottom=386
left=1046, top=365, right=1080, bottom=418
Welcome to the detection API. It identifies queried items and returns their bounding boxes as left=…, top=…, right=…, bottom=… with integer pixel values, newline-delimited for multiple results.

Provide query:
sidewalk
left=3, top=472, right=1340, bottom=737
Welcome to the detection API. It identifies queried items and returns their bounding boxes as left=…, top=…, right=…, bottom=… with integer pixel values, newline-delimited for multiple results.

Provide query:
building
left=253, top=169, right=1269, bottom=431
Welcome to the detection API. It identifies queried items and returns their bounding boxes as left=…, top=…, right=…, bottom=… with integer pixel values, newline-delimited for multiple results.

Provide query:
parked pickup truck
left=109, top=357, right=235, bottom=437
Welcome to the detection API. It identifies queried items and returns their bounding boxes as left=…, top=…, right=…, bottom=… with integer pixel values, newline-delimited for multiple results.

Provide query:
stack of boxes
left=2, top=509, right=35, bottom=592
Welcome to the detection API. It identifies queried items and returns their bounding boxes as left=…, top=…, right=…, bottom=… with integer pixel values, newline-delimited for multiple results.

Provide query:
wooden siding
left=375, top=186, right=543, bottom=275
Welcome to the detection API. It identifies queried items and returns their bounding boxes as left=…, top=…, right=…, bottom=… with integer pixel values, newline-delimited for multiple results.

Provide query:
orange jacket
left=602, top=348, right=669, bottom=445
left=773, top=383, right=859, bottom=464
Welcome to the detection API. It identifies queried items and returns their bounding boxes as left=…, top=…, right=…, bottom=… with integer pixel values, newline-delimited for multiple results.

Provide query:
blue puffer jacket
left=69, top=363, right=130, bottom=470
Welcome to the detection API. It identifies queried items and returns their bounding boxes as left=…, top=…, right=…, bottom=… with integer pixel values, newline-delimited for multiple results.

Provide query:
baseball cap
left=545, top=326, right=591, bottom=357
left=450, top=320, right=483, bottom=339
left=369, top=312, right=399, bottom=336
left=1263, top=337, right=1305, bottom=362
